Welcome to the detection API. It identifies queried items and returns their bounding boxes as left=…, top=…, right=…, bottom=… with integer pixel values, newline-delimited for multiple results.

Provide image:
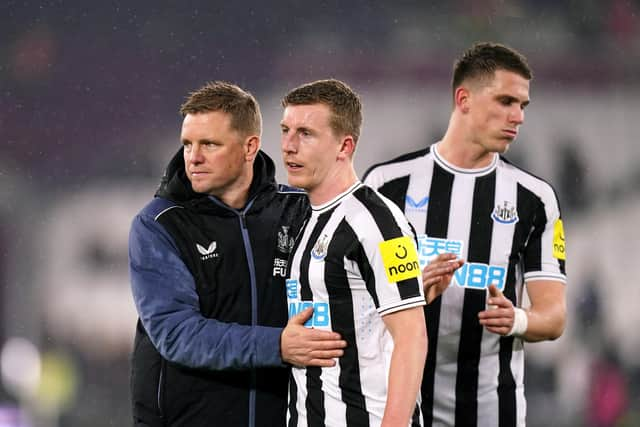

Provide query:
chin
left=286, top=175, right=303, bottom=189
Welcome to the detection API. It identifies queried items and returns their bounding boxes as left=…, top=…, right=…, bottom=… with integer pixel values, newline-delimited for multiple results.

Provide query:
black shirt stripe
left=455, top=172, right=496, bottom=427
left=353, top=186, right=422, bottom=300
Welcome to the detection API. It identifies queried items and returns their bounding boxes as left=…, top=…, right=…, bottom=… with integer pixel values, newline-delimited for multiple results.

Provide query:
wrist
left=506, top=307, right=528, bottom=337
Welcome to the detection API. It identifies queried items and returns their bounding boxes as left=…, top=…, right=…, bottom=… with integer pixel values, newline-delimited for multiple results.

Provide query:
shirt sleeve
left=523, top=189, right=567, bottom=284
left=129, top=211, right=284, bottom=370
left=351, top=194, right=426, bottom=316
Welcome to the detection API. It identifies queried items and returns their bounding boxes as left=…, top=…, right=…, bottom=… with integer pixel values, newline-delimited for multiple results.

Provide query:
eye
left=182, top=141, right=192, bottom=151
left=203, top=141, right=219, bottom=151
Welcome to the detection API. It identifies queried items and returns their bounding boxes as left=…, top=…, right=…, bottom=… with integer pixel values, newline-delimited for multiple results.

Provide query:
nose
left=509, top=106, right=524, bottom=125
left=281, top=132, right=298, bottom=154
left=186, top=144, right=204, bottom=164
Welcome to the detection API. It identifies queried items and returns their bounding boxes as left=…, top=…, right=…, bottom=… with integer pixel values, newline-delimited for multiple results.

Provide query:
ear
left=337, top=135, right=356, bottom=160
left=454, top=86, right=470, bottom=114
left=244, top=135, right=260, bottom=161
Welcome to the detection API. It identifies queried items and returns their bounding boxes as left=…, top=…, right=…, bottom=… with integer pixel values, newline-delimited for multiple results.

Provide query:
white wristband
left=507, top=307, right=528, bottom=337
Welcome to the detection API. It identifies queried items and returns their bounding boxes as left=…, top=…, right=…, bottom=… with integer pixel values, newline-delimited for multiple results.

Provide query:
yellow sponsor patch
left=552, top=219, right=566, bottom=260
left=379, top=236, right=421, bottom=283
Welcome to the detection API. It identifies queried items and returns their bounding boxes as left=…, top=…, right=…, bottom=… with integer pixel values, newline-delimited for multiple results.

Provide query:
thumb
left=488, top=284, right=503, bottom=298
left=290, top=306, right=314, bottom=325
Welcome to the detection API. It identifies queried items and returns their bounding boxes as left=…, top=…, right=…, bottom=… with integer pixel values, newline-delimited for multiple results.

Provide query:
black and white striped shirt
left=286, top=181, right=426, bottom=427
left=363, top=142, right=566, bottom=427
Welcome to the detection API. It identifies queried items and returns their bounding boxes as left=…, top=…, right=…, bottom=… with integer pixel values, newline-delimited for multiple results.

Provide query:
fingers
left=488, top=284, right=504, bottom=298
left=422, top=254, right=464, bottom=281
left=282, top=333, right=347, bottom=367
left=486, top=285, right=510, bottom=309
left=422, top=254, right=464, bottom=303
left=301, top=355, right=340, bottom=368
left=478, top=305, right=514, bottom=336
left=299, top=326, right=343, bottom=342
left=289, top=306, right=314, bottom=325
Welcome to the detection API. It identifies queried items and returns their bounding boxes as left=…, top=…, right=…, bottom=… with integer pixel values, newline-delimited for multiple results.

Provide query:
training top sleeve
left=129, top=208, right=284, bottom=370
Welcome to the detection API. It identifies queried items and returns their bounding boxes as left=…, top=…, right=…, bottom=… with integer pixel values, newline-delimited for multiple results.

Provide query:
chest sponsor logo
left=417, top=236, right=463, bottom=267
left=379, top=236, right=420, bottom=283
left=405, top=195, right=429, bottom=212
left=272, top=257, right=288, bottom=277
left=286, top=278, right=330, bottom=327
left=277, top=226, right=295, bottom=253
left=416, top=235, right=506, bottom=291
left=196, top=241, right=219, bottom=260
left=491, top=201, right=519, bottom=224
left=311, top=234, right=330, bottom=261
left=553, top=219, right=566, bottom=260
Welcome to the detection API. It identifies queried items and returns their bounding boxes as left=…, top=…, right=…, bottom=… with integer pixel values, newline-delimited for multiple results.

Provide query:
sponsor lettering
left=285, top=279, right=330, bottom=327
left=273, top=258, right=288, bottom=277
left=288, top=301, right=330, bottom=327
left=417, top=235, right=463, bottom=266
left=453, top=263, right=506, bottom=291
left=553, top=219, right=566, bottom=260
left=379, top=236, right=420, bottom=282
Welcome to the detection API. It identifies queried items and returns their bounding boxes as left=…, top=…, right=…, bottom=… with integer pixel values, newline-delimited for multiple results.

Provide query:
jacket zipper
left=207, top=195, right=259, bottom=427
left=157, top=358, right=165, bottom=421
left=240, top=203, right=257, bottom=427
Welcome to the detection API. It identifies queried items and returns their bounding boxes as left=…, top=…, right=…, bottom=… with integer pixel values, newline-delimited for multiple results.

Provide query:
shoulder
left=277, top=184, right=307, bottom=195
left=363, top=146, right=431, bottom=182
left=130, top=197, right=181, bottom=253
left=499, top=157, right=561, bottom=208
left=275, top=184, right=310, bottom=212
left=346, top=185, right=409, bottom=230
left=138, top=197, right=183, bottom=222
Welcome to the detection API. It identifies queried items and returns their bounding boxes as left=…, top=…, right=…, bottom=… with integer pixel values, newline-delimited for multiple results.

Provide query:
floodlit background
left=2, top=1, right=640, bottom=426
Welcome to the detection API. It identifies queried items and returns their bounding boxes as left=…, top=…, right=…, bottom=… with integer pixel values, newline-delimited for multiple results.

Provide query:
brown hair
left=180, top=81, right=262, bottom=136
left=282, top=79, right=363, bottom=142
left=452, top=42, right=532, bottom=95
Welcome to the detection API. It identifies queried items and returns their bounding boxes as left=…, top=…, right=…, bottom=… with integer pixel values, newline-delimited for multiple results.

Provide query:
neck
left=214, top=168, right=253, bottom=210
left=438, top=116, right=495, bottom=169
left=308, top=166, right=358, bottom=206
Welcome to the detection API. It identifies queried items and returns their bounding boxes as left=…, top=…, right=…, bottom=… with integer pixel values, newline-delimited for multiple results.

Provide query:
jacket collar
left=155, top=148, right=278, bottom=214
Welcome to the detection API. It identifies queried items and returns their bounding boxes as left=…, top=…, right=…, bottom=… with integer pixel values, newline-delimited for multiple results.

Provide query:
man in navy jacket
left=129, top=81, right=346, bottom=427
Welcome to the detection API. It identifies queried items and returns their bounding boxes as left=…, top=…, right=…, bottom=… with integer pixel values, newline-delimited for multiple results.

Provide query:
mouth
left=285, top=161, right=303, bottom=171
left=502, top=129, right=518, bottom=139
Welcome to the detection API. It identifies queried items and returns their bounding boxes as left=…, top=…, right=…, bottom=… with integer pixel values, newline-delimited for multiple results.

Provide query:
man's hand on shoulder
left=280, top=307, right=347, bottom=367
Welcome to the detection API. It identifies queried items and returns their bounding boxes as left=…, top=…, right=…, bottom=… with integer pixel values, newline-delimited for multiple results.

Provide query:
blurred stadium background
left=2, top=1, right=639, bottom=426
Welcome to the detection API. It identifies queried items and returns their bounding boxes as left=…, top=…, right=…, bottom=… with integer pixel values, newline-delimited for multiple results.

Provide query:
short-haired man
left=364, top=42, right=567, bottom=426
left=281, top=79, right=428, bottom=427
left=129, top=81, right=346, bottom=427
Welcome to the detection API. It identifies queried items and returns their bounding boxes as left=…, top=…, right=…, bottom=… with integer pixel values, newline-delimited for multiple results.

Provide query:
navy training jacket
left=129, top=149, right=309, bottom=427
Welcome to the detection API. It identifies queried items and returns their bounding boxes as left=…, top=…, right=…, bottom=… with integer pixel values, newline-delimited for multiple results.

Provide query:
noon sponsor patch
left=553, top=219, right=566, bottom=260
left=378, top=236, right=420, bottom=283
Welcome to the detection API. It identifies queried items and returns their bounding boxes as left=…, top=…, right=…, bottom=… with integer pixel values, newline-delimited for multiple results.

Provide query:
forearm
left=521, top=280, right=566, bottom=342
left=381, top=337, right=427, bottom=426
left=156, top=316, right=284, bottom=369
left=520, top=304, right=566, bottom=342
